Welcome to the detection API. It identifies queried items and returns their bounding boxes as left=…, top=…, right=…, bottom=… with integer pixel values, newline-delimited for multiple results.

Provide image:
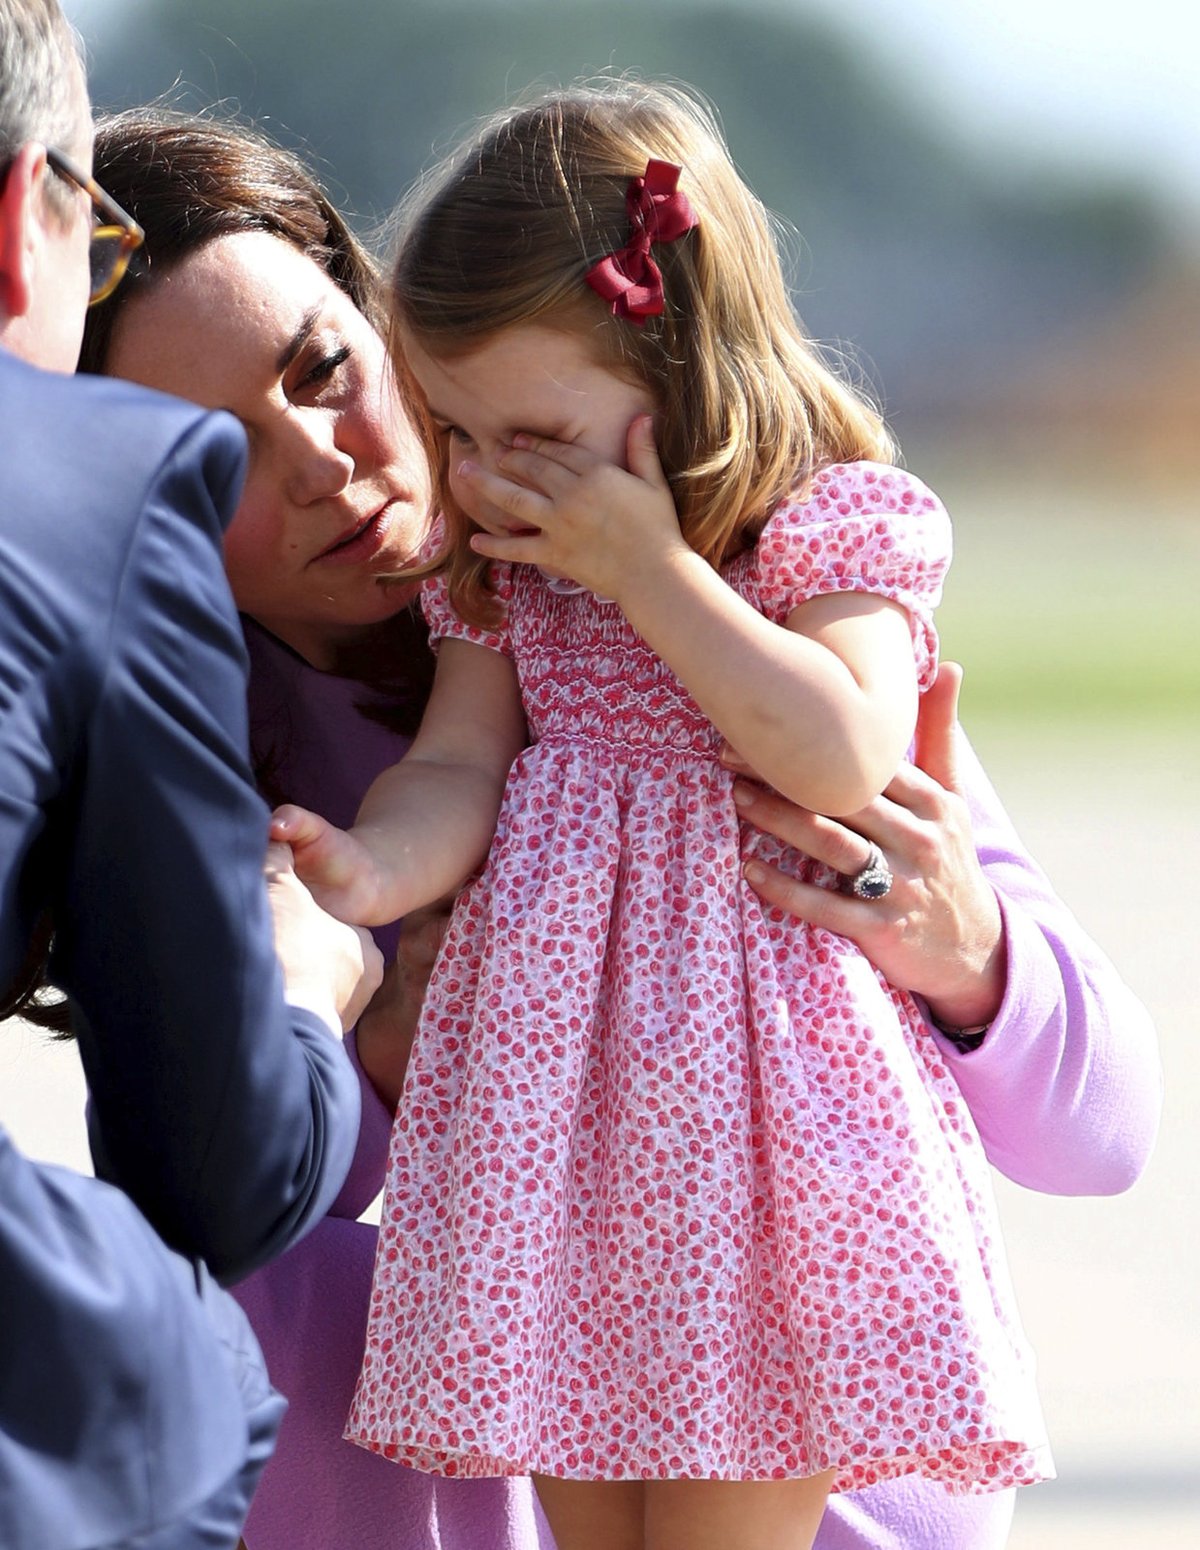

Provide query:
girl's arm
left=464, top=419, right=919, bottom=815
left=619, top=558, right=917, bottom=816
left=276, top=638, right=526, bottom=925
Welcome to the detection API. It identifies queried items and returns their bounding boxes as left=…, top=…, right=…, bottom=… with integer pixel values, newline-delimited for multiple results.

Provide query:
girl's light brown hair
left=389, top=78, right=895, bottom=626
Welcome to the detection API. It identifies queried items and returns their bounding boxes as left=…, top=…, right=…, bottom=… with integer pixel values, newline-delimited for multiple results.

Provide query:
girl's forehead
left=405, top=325, right=609, bottom=408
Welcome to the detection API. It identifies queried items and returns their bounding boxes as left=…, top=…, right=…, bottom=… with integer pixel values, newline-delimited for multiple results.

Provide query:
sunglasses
left=45, top=146, right=144, bottom=306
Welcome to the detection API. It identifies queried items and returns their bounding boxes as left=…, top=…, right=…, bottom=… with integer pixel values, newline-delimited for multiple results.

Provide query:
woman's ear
left=0, top=143, right=49, bottom=323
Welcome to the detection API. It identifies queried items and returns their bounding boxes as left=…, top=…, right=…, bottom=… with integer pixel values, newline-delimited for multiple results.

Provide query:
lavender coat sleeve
left=927, top=733, right=1162, bottom=1196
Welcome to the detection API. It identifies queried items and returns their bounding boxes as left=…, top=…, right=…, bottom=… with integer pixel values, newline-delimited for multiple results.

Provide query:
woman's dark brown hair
left=79, top=106, right=435, bottom=734
left=79, top=107, right=384, bottom=366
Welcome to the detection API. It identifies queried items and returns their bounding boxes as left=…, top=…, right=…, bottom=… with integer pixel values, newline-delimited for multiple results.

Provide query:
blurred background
left=10, top=1, right=1197, bottom=1544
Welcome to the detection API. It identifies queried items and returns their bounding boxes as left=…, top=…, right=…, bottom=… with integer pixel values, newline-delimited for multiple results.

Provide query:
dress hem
left=344, top=1426, right=1054, bottom=1497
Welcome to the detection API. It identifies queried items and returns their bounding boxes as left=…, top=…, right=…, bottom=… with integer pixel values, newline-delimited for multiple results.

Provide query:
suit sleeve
left=0, top=1128, right=253, bottom=1547
left=929, top=733, right=1162, bottom=1196
left=57, top=413, right=360, bottom=1282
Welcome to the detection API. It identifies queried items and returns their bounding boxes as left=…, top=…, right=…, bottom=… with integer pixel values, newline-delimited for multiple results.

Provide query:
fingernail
left=743, top=861, right=766, bottom=884
left=731, top=781, right=755, bottom=808
left=457, top=459, right=476, bottom=477
left=511, top=433, right=531, bottom=449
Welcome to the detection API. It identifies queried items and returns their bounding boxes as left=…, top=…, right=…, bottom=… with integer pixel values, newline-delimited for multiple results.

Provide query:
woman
left=80, top=109, right=1160, bottom=1550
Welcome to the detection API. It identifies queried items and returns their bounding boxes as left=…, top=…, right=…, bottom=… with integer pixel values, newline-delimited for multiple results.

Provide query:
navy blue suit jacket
left=0, top=349, right=361, bottom=1547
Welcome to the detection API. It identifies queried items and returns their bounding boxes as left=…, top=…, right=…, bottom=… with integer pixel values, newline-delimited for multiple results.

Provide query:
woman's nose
left=285, top=413, right=355, bottom=504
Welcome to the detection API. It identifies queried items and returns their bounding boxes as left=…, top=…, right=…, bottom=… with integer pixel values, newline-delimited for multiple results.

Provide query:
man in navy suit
left=0, top=3, right=381, bottom=1544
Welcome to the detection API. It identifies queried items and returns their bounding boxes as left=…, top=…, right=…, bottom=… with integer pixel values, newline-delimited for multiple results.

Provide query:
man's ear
left=0, top=143, right=48, bottom=322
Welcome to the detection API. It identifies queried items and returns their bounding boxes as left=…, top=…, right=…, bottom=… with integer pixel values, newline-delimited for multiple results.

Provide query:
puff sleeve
left=753, top=463, right=952, bottom=689
left=421, top=565, right=514, bottom=657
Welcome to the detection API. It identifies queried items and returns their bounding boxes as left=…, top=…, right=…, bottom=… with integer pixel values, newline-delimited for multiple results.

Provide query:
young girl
left=278, top=81, right=1051, bottom=1550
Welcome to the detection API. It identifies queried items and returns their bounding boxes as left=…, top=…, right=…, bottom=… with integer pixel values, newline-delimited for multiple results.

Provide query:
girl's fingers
left=623, top=413, right=669, bottom=487
left=456, top=459, right=550, bottom=527
left=508, top=434, right=599, bottom=476
left=496, top=444, right=589, bottom=498
left=271, top=802, right=323, bottom=845
left=469, top=529, right=547, bottom=565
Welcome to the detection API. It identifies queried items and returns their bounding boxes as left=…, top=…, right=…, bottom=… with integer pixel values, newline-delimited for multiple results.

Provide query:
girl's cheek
left=446, top=465, right=476, bottom=519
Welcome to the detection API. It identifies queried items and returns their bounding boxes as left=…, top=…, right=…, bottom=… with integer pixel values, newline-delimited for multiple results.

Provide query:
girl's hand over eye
left=462, top=415, right=689, bottom=602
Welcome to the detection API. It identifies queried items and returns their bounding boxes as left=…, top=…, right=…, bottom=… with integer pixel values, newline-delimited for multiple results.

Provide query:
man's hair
left=0, top=0, right=84, bottom=172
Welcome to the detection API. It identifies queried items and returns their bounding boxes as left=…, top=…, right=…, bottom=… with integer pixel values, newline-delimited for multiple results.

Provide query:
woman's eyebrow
left=275, top=305, right=323, bottom=374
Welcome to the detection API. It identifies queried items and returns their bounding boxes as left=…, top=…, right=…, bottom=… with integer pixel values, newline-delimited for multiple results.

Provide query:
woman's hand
left=354, top=899, right=452, bottom=1111
left=461, top=416, right=689, bottom=601
left=734, top=663, right=1007, bottom=1029
left=264, top=842, right=384, bottom=1035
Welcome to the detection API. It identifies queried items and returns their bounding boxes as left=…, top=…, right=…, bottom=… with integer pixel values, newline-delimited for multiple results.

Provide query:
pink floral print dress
left=346, top=463, right=1053, bottom=1496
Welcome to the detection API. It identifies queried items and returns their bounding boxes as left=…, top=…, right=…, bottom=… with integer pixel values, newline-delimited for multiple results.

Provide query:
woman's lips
left=313, top=501, right=396, bottom=566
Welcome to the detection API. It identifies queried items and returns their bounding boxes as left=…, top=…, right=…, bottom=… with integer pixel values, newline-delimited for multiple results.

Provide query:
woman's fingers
left=263, top=839, right=295, bottom=878
left=741, top=857, right=897, bottom=950
left=732, top=781, right=875, bottom=877
left=913, top=660, right=964, bottom=794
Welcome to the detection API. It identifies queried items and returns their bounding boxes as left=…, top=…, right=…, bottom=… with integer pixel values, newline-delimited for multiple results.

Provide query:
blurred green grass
left=909, top=447, right=1200, bottom=726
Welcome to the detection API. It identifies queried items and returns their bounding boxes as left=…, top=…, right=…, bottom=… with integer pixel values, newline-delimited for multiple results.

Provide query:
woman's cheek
left=221, top=497, right=283, bottom=605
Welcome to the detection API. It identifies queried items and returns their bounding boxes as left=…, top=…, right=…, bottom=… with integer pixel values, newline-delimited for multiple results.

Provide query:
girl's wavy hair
left=390, top=79, right=895, bottom=626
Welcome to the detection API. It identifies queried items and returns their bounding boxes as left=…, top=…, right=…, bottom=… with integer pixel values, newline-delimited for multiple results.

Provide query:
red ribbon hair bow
left=585, top=159, right=698, bottom=325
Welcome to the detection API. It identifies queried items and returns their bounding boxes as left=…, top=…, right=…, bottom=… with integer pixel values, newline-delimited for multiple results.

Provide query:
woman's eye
left=296, top=345, right=351, bottom=392
left=445, top=425, right=476, bottom=450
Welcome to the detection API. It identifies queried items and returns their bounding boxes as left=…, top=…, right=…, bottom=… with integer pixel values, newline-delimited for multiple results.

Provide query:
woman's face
left=104, top=231, right=432, bottom=666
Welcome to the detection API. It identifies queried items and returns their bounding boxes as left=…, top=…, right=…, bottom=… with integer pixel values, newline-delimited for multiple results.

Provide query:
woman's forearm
left=942, top=739, right=1162, bottom=1195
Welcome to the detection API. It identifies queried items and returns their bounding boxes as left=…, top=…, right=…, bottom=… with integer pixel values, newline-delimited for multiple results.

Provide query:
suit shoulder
left=0, top=348, right=243, bottom=478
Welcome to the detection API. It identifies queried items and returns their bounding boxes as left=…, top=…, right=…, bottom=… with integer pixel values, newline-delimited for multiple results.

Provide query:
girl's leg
left=533, top=1476, right=644, bottom=1550
left=645, top=1473, right=835, bottom=1550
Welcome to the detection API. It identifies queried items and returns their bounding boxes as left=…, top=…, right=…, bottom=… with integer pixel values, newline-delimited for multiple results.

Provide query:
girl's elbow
left=803, top=751, right=894, bottom=818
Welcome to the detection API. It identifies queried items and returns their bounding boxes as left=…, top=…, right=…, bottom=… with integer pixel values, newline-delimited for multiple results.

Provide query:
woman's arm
left=738, top=664, right=1162, bottom=1195
left=277, top=638, right=526, bottom=926
left=352, top=899, right=451, bottom=1112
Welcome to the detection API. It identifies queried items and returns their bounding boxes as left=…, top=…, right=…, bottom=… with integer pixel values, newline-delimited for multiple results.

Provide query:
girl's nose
left=286, top=413, right=355, bottom=505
